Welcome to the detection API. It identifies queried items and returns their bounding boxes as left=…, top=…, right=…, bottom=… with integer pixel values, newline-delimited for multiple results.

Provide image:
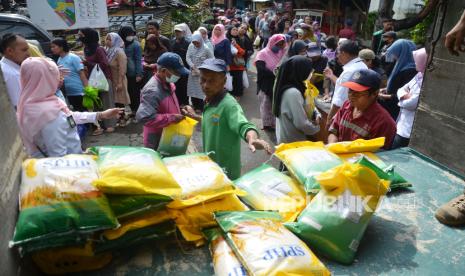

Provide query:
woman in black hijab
left=118, top=25, right=143, bottom=114
left=273, top=56, right=320, bottom=144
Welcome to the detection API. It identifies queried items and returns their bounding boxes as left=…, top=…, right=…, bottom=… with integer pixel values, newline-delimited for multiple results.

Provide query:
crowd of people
left=1, top=5, right=465, bottom=227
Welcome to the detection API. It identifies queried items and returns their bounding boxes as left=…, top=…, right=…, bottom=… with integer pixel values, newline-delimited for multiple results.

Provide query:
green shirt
left=202, top=92, right=258, bottom=180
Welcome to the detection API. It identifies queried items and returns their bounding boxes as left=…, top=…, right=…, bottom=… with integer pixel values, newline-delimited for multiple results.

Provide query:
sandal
left=92, top=128, right=104, bottom=136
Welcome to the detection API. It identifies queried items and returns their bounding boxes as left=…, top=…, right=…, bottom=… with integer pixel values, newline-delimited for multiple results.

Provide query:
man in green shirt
left=182, top=58, right=272, bottom=179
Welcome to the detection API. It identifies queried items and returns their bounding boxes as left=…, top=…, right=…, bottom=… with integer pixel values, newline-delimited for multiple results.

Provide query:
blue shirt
left=58, top=53, right=84, bottom=96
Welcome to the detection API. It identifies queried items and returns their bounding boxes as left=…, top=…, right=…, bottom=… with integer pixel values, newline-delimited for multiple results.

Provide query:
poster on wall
left=26, top=0, right=109, bottom=31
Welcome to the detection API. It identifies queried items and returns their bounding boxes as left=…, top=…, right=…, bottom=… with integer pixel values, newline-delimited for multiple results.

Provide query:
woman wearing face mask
left=78, top=28, right=115, bottom=135
left=105, top=32, right=131, bottom=127
left=255, top=34, right=286, bottom=130
left=135, top=52, right=189, bottom=150
left=118, top=25, right=143, bottom=116
left=273, top=55, right=320, bottom=144
left=227, top=25, right=247, bottom=100
left=186, top=32, right=213, bottom=112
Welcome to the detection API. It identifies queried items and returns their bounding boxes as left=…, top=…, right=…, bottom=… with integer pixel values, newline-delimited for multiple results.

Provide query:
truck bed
left=76, top=147, right=464, bottom=276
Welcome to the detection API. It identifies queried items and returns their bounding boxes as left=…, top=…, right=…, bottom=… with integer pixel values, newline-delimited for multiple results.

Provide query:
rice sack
left=285, top=163, right=389, bottom=264
left=215, top=211, right=331, bottom=276
left=275, top=141, right=343, bottom=194
left=233, top=164, right=307, bottom=222
left=11, top=155, right=118, bottom=253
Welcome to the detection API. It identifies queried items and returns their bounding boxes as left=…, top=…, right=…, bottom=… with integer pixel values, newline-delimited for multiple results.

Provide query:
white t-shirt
left=0, top=57, right=21, bottom=107
left=331, top=57, right=368, bottom=107
left=396, top=72, right=423, bottom=138
left=32, top=110, right=97, bottom=158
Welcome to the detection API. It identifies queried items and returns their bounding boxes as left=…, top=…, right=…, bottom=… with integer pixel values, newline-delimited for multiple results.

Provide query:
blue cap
left=342, top=69, right=381, bottom=92
left=198, top=58, right=227, bottom=73
left=157, top=52, right=189, bottom=76
left=307, top=42, right=321, bottom=57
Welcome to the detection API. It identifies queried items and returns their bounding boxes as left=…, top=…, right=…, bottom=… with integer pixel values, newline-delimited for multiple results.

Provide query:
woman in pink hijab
left=17, top=57, right=122, bottom=157
left=255, top=34, right=286, bottom=130
left=211, top=24, right=232, bottom=67
left=392, top=48, right=428, bottom=149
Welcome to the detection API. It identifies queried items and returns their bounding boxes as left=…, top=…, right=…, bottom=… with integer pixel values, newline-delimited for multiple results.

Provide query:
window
left=0, top=22, right=47, bottom=43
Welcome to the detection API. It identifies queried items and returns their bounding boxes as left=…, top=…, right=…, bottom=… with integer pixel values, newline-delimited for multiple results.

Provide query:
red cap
left=341, top=81, right=370, bottom=92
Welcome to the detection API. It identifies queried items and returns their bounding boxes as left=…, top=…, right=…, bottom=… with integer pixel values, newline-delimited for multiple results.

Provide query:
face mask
left=166, top=74, right=181, bottom=83
left=271, top=45, right=280, bottom=53
left=126, top=36, right=135, bottom=42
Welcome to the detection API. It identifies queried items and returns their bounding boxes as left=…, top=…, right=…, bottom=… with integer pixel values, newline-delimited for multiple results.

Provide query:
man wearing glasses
left=327, top=69, right=396, bottom=150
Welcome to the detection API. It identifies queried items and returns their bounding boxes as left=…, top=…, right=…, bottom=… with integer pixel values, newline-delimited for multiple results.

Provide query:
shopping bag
left=88, top=64, right=109, bottom=91
left=225, top=73, right=233, bottom=91
left=253, top=36, right=261, bottom=47
left=242, top=71, right=249, bottom=89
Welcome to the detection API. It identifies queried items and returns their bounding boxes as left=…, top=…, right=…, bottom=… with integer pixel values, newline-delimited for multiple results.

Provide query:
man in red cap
left=328, top=69, right=396, bottom=149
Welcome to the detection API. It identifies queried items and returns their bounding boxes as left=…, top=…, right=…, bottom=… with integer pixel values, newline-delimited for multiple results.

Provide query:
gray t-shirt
left=276, top=87, right=320, bottom=144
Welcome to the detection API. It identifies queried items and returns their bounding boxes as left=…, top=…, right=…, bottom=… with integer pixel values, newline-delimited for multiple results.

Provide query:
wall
left=410, top=0, right=465, bottom=176
left=369, top=0, right=421, bottom=19
left=0, top=68, right=36, bottom=275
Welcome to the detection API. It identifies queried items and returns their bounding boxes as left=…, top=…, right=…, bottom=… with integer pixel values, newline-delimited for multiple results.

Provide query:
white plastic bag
left=253, top=36, right=261, bottom=47
left=231, top=44, right=238, bottom=55
left=89, top=64, right=109, bottom=91
left=225, top=73, right=233, bottom=91
left=242, top=71, right=249, bottom=89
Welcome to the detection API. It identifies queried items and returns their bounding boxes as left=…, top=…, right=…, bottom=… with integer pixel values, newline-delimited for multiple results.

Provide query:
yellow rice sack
left=32, top=242, right=112, bottom=275
left=215, top=211, right=331, bottom=276
left=326, top=137, right=385, bottom=154
left=102, top=209, right=173, bottom=240
left=286, top=163, right=389, bottom=264
left=158, top=117, right=198, bottom=157
left=204, top=228, right=247, bottom=276
left=275, top=141, right=343, bottom=194
left=164, top=153, right=245, bottom=209
left=338, top=152, right=387, bottom=168
left=90, top=146, right=181, bottom=197
left=303, top=80, right=320, bottom=119
left=234, top=164, right=307, bottom=222
left=169, top=194, right=248, bottom=246
left=11, top=155, right=118, bottom=254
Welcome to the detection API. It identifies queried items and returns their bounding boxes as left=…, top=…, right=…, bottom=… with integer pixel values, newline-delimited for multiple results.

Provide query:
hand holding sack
left=158, top=117, right=198, bottom=157
left=88, top=64, right=109, bottom=91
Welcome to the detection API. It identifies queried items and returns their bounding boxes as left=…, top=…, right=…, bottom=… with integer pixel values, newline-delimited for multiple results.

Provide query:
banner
left=26, top=0, right=109, bottom=31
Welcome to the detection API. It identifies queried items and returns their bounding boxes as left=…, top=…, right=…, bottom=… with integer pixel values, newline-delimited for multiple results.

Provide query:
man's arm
left=445, top=10, right=465, bottom=56
left=327, top=133, right=339, bottom=144
left=326, top=104, right=340, bottom=127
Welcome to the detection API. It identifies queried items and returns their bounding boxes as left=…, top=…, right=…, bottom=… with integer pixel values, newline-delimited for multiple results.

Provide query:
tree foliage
left=171, top=0, right=211, bottom=31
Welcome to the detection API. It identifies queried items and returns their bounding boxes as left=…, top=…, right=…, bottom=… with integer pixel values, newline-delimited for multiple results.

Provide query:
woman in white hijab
left=197, top=26, right=214, bottom=55
left=105, top=32, right=130, bottom=126
left=186, top=31, right=214, bottom=112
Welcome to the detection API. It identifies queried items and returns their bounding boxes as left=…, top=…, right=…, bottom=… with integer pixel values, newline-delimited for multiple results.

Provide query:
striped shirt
left=329, top=100, right=396, bottom=149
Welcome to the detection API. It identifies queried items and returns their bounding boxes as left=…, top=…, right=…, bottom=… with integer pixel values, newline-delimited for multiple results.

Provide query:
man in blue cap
left=328, top=69, right=396, bottom=149
left=136, top=52, right=190, bottom=150
left=182, top=58, right=272, bottom=180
